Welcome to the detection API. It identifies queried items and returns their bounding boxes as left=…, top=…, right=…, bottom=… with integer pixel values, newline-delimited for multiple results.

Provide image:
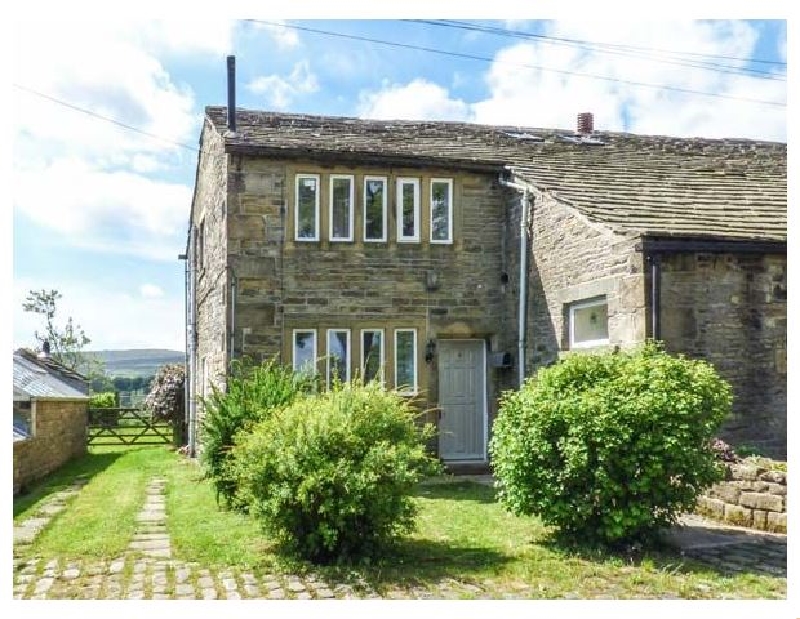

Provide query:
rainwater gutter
left=498, top=176, right=531, bottom=387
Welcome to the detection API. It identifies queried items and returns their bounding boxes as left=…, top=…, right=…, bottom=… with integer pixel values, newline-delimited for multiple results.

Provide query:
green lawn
left=14, top=446, right=787, bottom=599
left=18, top=446, right=174, bottom=558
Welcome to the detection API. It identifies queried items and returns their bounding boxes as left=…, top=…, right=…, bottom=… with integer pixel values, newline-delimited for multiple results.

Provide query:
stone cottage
left=184, top=59, right=786, bottom=467
left=13, top=348, right=90, bottom=494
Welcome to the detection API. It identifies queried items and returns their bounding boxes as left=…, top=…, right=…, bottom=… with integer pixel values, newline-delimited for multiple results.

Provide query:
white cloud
left=354, top=21, right=785, bottom=140
left=140, top=284, right=165, bottom=299
left=14, top=277, right=185, bottom=352
left=11, top=20, right=234, bottom=261
left=249, top=19, right=300, bottom=50
left=473, top=20, right=786, bottom=140
left=247, top=61, right=319, bottom=109
left=357, top=79, right=470, bottom=121
left=14, top=158, right=191, bottom=261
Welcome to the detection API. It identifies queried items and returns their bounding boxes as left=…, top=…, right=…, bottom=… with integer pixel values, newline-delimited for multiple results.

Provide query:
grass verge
left=16, top=448, right=787, bottom=599
left=25, top=446, right=174, bottom=558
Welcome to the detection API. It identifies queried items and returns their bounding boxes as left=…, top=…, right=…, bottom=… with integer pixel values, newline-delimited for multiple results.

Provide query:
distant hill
left=85, top=349, right=185, bottom=378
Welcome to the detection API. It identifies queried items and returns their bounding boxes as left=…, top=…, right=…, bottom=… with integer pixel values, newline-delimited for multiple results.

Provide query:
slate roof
left=205, top=106, right=787, bottom=243
left=13, top=349, right=90, bottom=400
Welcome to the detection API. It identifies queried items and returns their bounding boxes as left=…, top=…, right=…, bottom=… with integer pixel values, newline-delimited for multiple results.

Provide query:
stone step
left=129, top=540, right=171, bottom=551
left=132, top=533, right=170, bottom=541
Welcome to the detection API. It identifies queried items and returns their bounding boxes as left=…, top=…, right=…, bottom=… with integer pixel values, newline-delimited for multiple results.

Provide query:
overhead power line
left=13, top=83, right=201, bottom=154
left=404, top=19, right=786, bottom=81
left=415, top=19, right=787, bottom=66
left=245, top=20, right=785, bottom=108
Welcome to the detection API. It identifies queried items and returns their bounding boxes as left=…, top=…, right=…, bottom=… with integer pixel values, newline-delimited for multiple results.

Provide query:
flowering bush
left=145, top=364, right=185, bottom=421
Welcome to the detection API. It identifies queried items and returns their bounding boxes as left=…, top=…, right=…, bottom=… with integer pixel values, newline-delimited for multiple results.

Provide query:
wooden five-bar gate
left=87, top=408, right=180, bottom=446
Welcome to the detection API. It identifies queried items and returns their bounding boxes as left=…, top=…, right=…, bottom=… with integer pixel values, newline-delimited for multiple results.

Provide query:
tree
left=22, top=289, right=102, bottom=377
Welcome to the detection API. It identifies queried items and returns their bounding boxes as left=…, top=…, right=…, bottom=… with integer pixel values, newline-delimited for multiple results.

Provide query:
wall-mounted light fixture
left=425, top=270, right=439, bottom=291
left=425, top=339, right=436, bottom=363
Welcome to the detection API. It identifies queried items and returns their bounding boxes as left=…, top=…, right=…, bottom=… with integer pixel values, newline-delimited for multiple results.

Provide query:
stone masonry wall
left=695, top=461, right=787, bottom=533
left=13, top=399, right=87, bottom=495
left=225, top=156, right=517, bottom=457
left=659, top=253, right=787, bottom=458
left=193, top=121, right=230, bottom=445
left=526, top=189, right=647, bottom=373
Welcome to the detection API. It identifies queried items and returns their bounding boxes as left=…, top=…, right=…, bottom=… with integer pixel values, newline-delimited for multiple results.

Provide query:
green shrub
left=489, top=342, right=731, bottom=546
left=89, top=391, right=116, bottom=408
left=229, top=381, right=442, bottom=561
left=200, top=358, right=315, bottom=508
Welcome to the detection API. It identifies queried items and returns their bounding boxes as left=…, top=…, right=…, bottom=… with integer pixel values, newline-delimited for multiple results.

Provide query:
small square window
left=569, top=298, right=609, bottom=349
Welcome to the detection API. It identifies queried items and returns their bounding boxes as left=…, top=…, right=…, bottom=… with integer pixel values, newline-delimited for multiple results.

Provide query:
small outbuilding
left=13, top=348, right=90, bottom=495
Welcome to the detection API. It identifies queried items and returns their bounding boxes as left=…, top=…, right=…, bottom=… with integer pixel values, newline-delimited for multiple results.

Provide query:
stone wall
left=695, top=461, right=787, bottom=534
left=223, top=155, right=518, bottom=458
left=526, top=188, right=647, bottom=372
left=193, top=120, right=230, bottom=445
left=13, top=399, right=87, bottom=495
left=659, top=252, right=787, bottom=458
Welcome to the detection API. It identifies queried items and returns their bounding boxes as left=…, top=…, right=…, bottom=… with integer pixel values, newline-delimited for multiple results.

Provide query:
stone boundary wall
left=13, top=400, right=87, bottom=495
left=695, top=461, right=787, bottom=534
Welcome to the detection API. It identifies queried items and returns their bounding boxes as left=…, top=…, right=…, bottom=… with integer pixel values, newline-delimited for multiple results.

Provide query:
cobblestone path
left=12, top=477, right=787, bottom=600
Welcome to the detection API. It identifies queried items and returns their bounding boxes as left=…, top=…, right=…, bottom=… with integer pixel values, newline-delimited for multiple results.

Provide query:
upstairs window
left=396, top=178, right=420, bottom=242
left=361, top=329, right=384, bottom=384
left=329, top=175, right=354, bottom=241
left=430, top=179, right=453, bottom=244
left=295, top=174, right=320, bottom=241
left=569, top=297, right=609, bottom=349
left=327, top=329, right=351, bottom=388
left=394, top=329, right=418, bottom=395
left=364, top=176, right=387, bottom=242
left=292, top=330, right=317, bottom=376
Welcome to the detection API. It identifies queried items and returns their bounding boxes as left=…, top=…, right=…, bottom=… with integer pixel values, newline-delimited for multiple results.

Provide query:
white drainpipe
left=499, top=176, right=530, bottom=387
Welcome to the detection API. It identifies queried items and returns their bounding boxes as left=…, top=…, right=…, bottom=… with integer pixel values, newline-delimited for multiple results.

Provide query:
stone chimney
left=577, top=112, right=594, bottom=135
left=38, top=340, right=51, bottom=359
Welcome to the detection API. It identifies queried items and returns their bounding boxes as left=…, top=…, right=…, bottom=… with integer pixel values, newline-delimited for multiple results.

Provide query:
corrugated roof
left=205, top=106, right=786, bottom=243
left=13, top=350, right=90, bottom=399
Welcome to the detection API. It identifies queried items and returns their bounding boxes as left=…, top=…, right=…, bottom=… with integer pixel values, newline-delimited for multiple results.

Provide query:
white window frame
left=295, top=173, right=320, bottom=242
left=363, top=176, right=388, bottom=242
left=394, top=329, right=418, bottom=396
left=360, top=329, right=385, bottom=384
left=326, top=328, right=351, bottom=388
left=396, top=178, right=420, bottom=243
left=430, top=178, right=454, bottom=244
left=569, top=297, right=610, bottom=349
left=292, top=329, right=317, bottom=375
left=329, top=174, right=354, bottom=242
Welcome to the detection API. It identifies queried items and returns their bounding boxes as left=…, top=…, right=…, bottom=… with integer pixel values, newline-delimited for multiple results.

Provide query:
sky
left=9, top=13, right=787, bottom=353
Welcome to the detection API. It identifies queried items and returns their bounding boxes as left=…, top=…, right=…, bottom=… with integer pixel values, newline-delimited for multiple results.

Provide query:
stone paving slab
left=14, top=478, right=89, bottom=549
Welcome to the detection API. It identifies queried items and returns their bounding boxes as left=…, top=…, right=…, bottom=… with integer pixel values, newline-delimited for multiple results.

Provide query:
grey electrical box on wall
left=490, top=352, right=513, bottom=369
